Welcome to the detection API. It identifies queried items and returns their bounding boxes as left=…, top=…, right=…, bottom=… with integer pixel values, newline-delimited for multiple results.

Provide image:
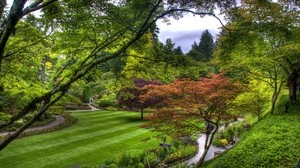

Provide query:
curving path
left=88, top=103, right=100, bottom=111
left=67, top=103, right=100, bottom=113
left=187, top=118, right=244, bottom=165
left=0, top=99, right=100, bottom=137
left=0, top=115, right=65, bottom=137
left=187, top=134, right=225, bottom=165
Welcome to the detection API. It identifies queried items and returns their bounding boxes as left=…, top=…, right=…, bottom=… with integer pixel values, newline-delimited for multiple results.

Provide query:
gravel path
left=0, top=115, right=65, bottom=137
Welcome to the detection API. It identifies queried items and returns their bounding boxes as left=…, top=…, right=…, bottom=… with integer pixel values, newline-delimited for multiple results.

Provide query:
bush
left=0, top=112, right=11, bottom=121
left=65, top=103, right=90, bottom=110
left=47, top=106, right=65, bottom=115
left=82, top=84, right=92, bottom=103
left=95, top=93, right=117, bottom=108
left=219, top=139, right=229, bottom=146
left=55, top=94, right=82, bottom=106
left=97, top=99, right=117, bottom=108
left=98, top=138, right=197, bottom=167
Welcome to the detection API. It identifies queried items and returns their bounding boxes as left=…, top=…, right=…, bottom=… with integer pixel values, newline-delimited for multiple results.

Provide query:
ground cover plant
left=0, top=110, right=159, bottom=168
left=203, top=96, right=300, bottom=168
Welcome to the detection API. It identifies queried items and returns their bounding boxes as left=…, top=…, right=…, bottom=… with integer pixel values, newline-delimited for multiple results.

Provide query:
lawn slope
left=204, top=103, right=300, bottom=168
left=0, top=111, right=158, bottom=168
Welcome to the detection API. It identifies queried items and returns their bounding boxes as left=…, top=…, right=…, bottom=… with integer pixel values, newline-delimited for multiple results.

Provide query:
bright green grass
left=0, top=111, right=159, bottom=168
left=203, top=95, right=300, bottom=168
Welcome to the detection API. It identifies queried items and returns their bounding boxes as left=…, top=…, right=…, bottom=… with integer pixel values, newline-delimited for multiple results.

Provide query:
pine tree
left=198, top=30, right=214, bottom=62
left=187, top=30, right=214, bottom=62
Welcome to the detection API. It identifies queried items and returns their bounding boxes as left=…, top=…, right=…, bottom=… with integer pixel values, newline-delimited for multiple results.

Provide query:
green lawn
left=0, top=111, right=159, bottom=168
left=203, top=98, right=300, bottom=168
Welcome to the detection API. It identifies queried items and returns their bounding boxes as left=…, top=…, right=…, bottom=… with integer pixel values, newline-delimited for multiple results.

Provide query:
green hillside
left=204, top=102, right=300, bottom=168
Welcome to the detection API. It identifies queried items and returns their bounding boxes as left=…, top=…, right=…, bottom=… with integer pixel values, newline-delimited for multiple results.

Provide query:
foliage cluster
left=212, top=122, right=248, bottom=147
left=94, top=93, right=118, bottom=108
left=100, top=142, right=197, bottom=168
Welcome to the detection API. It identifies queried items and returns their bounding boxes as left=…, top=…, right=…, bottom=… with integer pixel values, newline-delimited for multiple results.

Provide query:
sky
left=157, top=12, right=227, bottom=53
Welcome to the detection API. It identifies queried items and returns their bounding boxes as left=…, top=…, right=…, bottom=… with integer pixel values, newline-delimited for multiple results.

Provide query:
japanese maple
left=140, top=74, right=239, bottom=166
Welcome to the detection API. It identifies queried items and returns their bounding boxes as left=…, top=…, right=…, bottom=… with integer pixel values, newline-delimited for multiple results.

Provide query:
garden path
left=0, top=115, right=65, bottom=137
left=187, top=118, right=244, bottom=165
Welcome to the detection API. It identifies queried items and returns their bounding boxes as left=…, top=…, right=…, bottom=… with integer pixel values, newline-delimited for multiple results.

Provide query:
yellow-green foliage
left=219, top=139, right=229, bottom=146
left=233, top=79, right=272, bottom=117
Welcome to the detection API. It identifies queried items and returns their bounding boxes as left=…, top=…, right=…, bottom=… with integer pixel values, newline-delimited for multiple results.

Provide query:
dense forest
left=0, top=0, right=299, bottom=167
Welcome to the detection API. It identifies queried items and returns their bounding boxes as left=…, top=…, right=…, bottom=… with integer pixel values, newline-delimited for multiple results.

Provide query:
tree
left=187, top=29, right=214, bottom=62
left=214, top=0, right=300, bottom=114
left=198, top=29, right=215, bottom=62
left=233, top=80, right=269, bottom=121
left=0, top=0, right=57, bottom=66
left=0, top=0, right=236, bottom=150
left=140, top=74, right=239, bottom=166
left=173, top=46, right=183, bottom=56
left=117, top=78, right=161, bottom=119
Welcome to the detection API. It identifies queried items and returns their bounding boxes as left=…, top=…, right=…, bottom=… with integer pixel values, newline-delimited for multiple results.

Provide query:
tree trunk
left=0, top=1, right=6, bottom=19
left=197, top=124, right=219, bottom=167
left=288, top=69, right=298, bottom=103
left=140, top=107, right=144, bottom=120
left=270, top=92, right=278, bottom=115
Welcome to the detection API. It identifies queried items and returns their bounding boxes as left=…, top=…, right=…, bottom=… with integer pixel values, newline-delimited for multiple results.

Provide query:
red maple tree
left=140, top=74, right=239, bottom=166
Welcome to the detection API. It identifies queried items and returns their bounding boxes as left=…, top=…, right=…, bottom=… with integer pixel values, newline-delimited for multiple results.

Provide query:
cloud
left=157, top=13, right=225, bottom=53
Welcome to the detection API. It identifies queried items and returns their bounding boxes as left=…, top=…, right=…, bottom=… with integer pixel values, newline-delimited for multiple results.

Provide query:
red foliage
left=141, top=74, right=239, bottom=123
left=117, top=78, right=162, bottom=110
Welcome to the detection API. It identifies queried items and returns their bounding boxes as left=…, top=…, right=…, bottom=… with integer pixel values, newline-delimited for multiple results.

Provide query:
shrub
left=0, top=112, right=11, bottom=121
left=98, top=138, right=197, bottom=167
left=97, top=99, right=117, bottom=108
left=47, top=106, right=65, bottom=115
left=82, top=84, right=92, bottom=103
left=65, top=103, right=90, bottom=110
left=95, top=93, right=117, bottom=108
left=219, top=139, right=229, bottom=146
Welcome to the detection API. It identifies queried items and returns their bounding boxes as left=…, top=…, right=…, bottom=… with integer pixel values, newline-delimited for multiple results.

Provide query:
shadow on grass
left=106, top=112, right=143, bottom=123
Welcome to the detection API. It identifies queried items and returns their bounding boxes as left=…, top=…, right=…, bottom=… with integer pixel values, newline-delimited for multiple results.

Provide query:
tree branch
left=22, top=0, right=58, bottom=16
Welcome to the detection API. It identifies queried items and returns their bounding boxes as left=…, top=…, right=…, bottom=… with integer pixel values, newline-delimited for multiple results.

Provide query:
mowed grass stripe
left=76, top=113, right=138, bottom=123
left=68, top=110, right=123, bottom=116
left=71, top=111, right=135, bottom=120
left=1, top=122, right=141, bottom=159
left=2, top=129, right=149, bottom=168
left=0, top=111, right=157, bottom=168
left=48, top=131, right=158, bottom=168
left=1, top=112, right=138, bottom=148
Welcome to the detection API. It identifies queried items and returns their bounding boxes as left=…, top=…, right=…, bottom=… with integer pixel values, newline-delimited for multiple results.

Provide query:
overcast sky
left=157, top=13, right=226, bottom=53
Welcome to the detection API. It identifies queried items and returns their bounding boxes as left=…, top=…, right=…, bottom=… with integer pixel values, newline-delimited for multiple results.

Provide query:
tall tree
left=214, top=0, right=300, bottom=114
left=187, top=29, right=214, bottom=62
left=198, top=29, right=215, bottom=62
